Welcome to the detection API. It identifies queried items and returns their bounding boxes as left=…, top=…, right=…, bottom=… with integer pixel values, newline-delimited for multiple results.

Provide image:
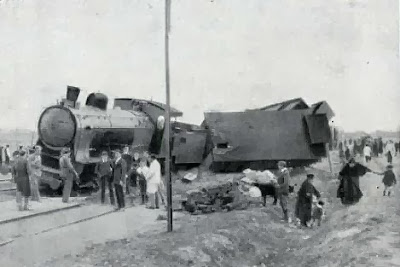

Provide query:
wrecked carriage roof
left=257, top=97, right=309, bottom=111
left=113, top=98, right=183, bottom=117
left=203, top=110, right=330, bottom=162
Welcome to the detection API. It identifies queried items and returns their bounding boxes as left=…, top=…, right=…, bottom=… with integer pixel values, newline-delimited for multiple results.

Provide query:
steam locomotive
left=37, top=86, right=196, bottom=192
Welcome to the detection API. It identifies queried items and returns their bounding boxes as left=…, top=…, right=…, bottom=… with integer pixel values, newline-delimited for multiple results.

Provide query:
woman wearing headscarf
left=295, top=173, right=321, bottom=227
left=337, top=157, right=380, bottom=205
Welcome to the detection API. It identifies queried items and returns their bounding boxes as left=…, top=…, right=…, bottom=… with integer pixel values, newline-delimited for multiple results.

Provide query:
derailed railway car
left=37, top=86, right=206, bottom=193
left=37, top=87, right=156, bottom=191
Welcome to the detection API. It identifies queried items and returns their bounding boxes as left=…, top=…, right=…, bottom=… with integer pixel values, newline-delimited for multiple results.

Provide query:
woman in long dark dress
left=337, top=158, right=379, bottom=205
left=295, top=174, right=321, bottom=227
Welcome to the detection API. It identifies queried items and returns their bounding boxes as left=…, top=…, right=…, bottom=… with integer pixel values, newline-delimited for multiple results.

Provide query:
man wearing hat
left=12, top=150, right=31, bottom=211
left=295, top=173, right=321, bottom=227
left=112, top=149, right=127, bottom=210
left=59, top=147, right=79, bottom=203
left=95, top=151, right=114, bottom=205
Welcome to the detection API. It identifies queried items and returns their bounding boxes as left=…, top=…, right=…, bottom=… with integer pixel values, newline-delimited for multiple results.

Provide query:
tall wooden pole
left=165, top=0, right=173, bottom=232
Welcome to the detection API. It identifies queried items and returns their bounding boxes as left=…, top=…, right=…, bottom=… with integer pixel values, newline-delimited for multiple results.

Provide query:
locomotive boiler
left=37, top=86, right=174, bottom=191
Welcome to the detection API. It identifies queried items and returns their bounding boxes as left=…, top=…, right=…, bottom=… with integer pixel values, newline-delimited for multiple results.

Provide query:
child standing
left=310, top=200, right=325, bottom=227
left=382, top=165, right=397, bottom=197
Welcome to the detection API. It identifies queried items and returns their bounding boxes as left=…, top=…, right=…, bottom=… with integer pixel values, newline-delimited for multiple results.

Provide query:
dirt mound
left=45, top=155, right=400, bottom=267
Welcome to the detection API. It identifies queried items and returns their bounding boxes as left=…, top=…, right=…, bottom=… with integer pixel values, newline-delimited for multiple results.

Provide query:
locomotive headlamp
left=157, top=116, right=165, bottom=130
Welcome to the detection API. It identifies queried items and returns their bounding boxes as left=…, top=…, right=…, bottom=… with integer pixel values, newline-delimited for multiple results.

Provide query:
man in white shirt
left=137, top=154, right=161, bottom=209
left=363, top=144, right=372, bottom=163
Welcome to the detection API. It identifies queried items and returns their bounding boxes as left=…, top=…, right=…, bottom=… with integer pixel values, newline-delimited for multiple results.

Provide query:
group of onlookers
left=0, top=144, right=14, bottom=165
left=93, top=147, right=165, bottom=211
left=268, top=160, right=324, bottom=228
left=339, top=138, right=399, bottom=165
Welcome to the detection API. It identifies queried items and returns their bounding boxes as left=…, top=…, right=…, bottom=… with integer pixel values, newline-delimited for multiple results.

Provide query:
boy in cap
left=95, top=151, right=114, bottom=205
left=380, top=165, right=397, bottom=197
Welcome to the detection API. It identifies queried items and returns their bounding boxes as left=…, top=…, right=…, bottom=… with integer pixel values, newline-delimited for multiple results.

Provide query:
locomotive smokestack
left=66, top=86, right=80, bottom=103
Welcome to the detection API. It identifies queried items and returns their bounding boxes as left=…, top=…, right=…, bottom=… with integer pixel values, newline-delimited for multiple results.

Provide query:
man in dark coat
left=295, top=173, right=321, bottom=227
left=137, top=157, right=148, bottom=205
left=372, top=140, right=379, bottom=157
left=129, top=152, right=141, bottom=203
left=95, top=151, right=114, bottom=205
left=112, top=149, right=127, bottom=210
left=12, top=150, right=31, bottom=211
left=337, top=158, right=379, bottom=205
left=121, top=146, right=132, bottom=195
left=378, top=138, right=384, bottom=156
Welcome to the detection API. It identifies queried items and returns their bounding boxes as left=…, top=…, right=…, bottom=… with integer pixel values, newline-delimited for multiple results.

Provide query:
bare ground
left=44, top=155, right=400, bottom=267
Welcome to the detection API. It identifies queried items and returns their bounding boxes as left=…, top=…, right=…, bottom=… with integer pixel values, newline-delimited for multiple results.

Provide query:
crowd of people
left=8, top=143, right=166, bottom=212
left=338, top=138, right=399, bottom=165
left=273, top=137, right=398, bottom=229
left=59, top=145, right=166, bottom=211
left=92, top=147, right=166, bottom=211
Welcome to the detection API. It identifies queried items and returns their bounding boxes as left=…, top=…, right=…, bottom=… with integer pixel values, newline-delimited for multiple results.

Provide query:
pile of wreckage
left=181, top=169, right=277, bottom=214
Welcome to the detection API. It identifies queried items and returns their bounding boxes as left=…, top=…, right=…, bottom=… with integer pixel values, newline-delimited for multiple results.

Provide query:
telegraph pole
left=165, top=0, right=173, bottom=232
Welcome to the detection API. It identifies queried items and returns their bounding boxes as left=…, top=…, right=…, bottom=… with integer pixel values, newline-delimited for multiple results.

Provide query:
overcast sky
left=0, top=0, right=398, bottom=132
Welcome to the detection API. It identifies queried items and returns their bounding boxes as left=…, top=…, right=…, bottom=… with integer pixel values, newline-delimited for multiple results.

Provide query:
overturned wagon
left=202, top=98, right=334, bottom=172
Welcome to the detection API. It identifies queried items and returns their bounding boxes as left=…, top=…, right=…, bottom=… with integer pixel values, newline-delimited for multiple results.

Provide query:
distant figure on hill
left=345, top=146, right=351, bottom=161
left=5, top=145, right=11, bottom=164
left=385, top=140, right=395, bottom=164
left=372, top=140, right=379, bottom=157
left=363, top=144, right=372, bottom=163
left=337, top=158, right=380, bottom=205
left=378, top=138, right=384, bottom=157
left=338, top=143, right=346, bottom=165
